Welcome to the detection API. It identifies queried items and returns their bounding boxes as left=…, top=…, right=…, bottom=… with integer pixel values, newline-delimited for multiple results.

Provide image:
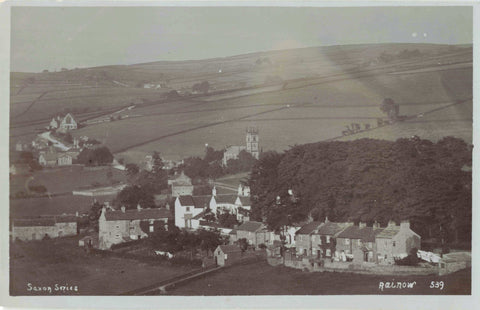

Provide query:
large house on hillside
left=49, top=113, right=77, bottom=133
left=169, top=172, right=194, bottom=197
left=98, top=204, right=172, bottom=250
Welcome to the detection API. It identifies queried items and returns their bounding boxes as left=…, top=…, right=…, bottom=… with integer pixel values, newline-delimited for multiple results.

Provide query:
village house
left=235, top=221, right=271, bottom=247
left=375, top=220, right=421, bottom=265
left=174, top=195, right=213, bottom=229
left=49, top=113, right=78, bottom=133
left=222, top=145, right=246, bottom=166
left=169, top=172, right=194, bottom=197
left=295, top=221, right=323, bottom=256
left=98, top=204, right=172, bottom=250
left=38, top=149, right=58, bottom=167
left=335, top=222, right=383, bottom=263
left=214, top=244, right=242, bottom=266
left=309, top=220, right=352, bottom=259
left=12, top=215, right=78, bottom=241
left=38, top=148, right=72, bottom=167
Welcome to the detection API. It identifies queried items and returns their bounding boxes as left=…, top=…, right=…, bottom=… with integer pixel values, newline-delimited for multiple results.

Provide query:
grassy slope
left=10, top=237, right=192, bottom=295
left=169, top=261, right=470, bottom=295
left=10, top=44, right=472, bottom=163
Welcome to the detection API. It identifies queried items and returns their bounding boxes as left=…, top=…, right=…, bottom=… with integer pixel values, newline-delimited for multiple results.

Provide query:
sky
left=10, top=6, right=473, bottom=72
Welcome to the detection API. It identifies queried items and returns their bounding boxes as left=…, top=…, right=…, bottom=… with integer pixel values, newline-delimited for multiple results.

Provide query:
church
left=222, top=127, right=260, bottom=166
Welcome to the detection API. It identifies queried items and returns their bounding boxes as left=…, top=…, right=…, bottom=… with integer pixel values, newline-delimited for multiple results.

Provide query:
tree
left=217, top=211, right=239, bottom=228
left=126, top=163, right=140, bottom=177
left=88, top=201, right=104, bottom=232
left=380, top=98, right=399, bottom=120
left=115, top=185, right=155, bottom=209
left=78, top=146, right=114, bottom=166
left=64, top=132, right=74, bottom=144
left=204, top=146, right=223, bottom=163
left=192, top=81, right=210, bottom=94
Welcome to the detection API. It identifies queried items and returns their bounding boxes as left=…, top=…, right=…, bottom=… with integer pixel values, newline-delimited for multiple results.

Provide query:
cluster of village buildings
left=14, top=126, right=464, bottom=273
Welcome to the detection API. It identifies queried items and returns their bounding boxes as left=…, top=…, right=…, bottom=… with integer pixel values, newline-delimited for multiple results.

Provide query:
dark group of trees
left=77, top=146, right=114, bottom=166
left=248, top=137, right=472, bottom=246
left=192, top=81, right=210, bottom=94
left=148, top=224, right=226, bottom=256
left=181, top=146, right=257, bottom=181
left=380, top=98, right=400, bottom=120
left=114, top=152, right=168, bottom=209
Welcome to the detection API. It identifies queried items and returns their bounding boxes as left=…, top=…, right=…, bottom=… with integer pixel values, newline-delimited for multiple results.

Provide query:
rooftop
left=315, top=222, right=350, bottom=236
left=336, top=225, right=384, bottom=242
left=105, top=208, right=172, bottom=221
left=217, top=244, right=242, bottom=253
left=296, top=221, right=323, bottom=235
left=178, top=195, right=212, bottom=209
left=236, top=221, right=264, bottom=232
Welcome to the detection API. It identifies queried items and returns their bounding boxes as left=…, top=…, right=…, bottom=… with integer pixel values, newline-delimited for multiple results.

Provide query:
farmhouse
left=98, top=204, right=172, bottom=250
left=214, top=244, right=242, bottom=266
left=12, top=215, right=78, bottom=241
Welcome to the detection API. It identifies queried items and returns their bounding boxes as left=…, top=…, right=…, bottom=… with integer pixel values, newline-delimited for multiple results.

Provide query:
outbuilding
left=214, top=244, right=242, bottom=266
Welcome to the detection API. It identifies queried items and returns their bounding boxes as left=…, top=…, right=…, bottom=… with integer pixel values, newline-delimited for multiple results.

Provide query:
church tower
left=246, top=127, right=259, bottom=159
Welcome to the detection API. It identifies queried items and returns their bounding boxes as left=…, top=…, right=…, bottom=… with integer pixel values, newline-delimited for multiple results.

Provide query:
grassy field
left=10, top=195, right=102, bottom=218
left=169, top=260, right=471, bottom=295
left=10, top=165, right=127, bottom=196
left=10, top=44, right=472, bottom=164
left=10, top=236, right=192, bottom=295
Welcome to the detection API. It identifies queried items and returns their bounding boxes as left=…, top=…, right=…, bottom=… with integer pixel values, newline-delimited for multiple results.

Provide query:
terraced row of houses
left=294, top=218, right=421, bottom=265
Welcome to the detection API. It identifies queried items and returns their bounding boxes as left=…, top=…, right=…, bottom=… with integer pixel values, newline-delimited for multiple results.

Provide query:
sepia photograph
left=2, top=1, right=477, bottom=307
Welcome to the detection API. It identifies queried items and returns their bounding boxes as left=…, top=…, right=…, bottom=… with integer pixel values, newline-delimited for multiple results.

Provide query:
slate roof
left=296, top=221, right=323, bottom=235
left=238, top=196, right=251, bottom=206
left=214, top=194, right=238, bottom=204
left=105, top=208, right=172, bottom=221
left=13, top=215, right=77, bottom=227
left=236, top=221, right=264, bottom=232
left=218, top=244, right=242, bottom=253
left=178, top=195, right=211, bottom=209
left=375, top=227, right=401, bottom=239
left=336, top=226, right=384, bottom=242
left=229, top=229, right=237, bottom=235
left=14, top=218, right=56, bottom=227
left=315, top=222, right=350, bottom=236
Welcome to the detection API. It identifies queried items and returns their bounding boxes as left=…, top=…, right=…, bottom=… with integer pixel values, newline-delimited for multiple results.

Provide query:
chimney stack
left=165, top=203, right=170, bottom=210
left=121, top=206, right=126, bottom=213
left=212, top=186, right=217, bottom=197
left=373, top=221, right=380, bottom=229
left=388, top=220, right=396, bottom=228
left=400, top=220, right=410, bottom=230
left=325, top=216, right=329, bottom=223
left=137, top=204, right=142, bottom=212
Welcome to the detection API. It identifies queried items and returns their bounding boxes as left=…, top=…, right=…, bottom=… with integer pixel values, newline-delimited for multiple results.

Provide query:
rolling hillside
left=10, top=43, right=472, bottom=163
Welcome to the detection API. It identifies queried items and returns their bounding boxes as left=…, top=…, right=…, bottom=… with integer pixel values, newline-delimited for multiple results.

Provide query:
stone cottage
left=214, top=244, right=242, bottom=266
left=375, top=220, right=421, bottom=264
left=12, top=215, right=78, bottom=241
left=98, top=205, right=172, bottom=250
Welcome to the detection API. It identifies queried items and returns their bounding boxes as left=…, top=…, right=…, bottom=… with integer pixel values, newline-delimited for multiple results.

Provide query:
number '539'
left=430, top=281, right=444, bottom=290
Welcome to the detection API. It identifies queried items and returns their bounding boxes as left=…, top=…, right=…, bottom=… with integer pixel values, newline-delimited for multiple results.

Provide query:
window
left=116, top=234, right=120, bottom=238
left=149, top=225, right=154, bottom=233
left=225, top=254, right=228, bottom=259
left=345, top=238, right=350, bottom=245
left=326, top=249, right=331, bottom=257
left=186, top=207, right=190, bottom=212
left=318, top=237, right=322, bottom=245
left=357, top=239, right=362, bottom=246
left=393, top=241, right=396, bottom=247
left=326, top=236, right=331, bottom=243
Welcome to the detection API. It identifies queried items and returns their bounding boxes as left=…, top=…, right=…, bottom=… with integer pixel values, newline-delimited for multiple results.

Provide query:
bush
left=258, top=243, right=267, bottom=249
